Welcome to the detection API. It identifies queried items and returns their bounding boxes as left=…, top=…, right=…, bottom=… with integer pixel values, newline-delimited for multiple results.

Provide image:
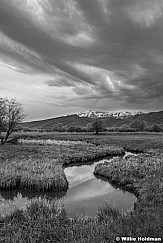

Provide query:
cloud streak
left=0, top=0, right=163, bottom=119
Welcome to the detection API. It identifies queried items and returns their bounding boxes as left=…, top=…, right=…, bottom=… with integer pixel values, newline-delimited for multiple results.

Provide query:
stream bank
left=0, top=152, right=137, bottom=217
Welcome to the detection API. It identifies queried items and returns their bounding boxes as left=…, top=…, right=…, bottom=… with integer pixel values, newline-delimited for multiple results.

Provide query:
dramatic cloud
left=0, top=0, right=163, bottom=120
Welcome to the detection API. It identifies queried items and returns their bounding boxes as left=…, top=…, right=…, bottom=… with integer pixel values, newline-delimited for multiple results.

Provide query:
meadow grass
left=0, top=190, right=162, bottom=243
left=14, top=131, right=163, bottom=152
left=0, top=158, right=68, bottom=192
left=0, top=142, right=125, bottom=165
left=0, top=133, right=163, bottom=242
left=19, top=138, right=88, bottom=146
left=0, top=141, right=124, bottom=192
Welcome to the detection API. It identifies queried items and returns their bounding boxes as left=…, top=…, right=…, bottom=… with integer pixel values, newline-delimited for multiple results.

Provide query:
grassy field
left=0, top=142, right=124, bottom=166
left=0, top=138, right=124, bottom=192
left=13, top=131, right=163, bottom=152
left=0, top=132, right=163, bottom=242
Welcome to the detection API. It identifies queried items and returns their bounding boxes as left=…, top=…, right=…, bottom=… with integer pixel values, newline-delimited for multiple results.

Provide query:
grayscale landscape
left=0, top=0, right=163, bottom=242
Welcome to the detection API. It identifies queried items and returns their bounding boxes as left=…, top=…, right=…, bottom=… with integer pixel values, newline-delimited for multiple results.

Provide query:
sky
left=0, top=0, right=163, bottom=121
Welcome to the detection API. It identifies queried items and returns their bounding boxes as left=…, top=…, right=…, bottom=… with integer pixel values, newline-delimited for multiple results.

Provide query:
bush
left=118, top=124, right=137, bottom=132
left=151, top=123, right=163, bottom=132
left=130, top=119, right=146, bottom=131
left=107, top=127, right=119, bottom=132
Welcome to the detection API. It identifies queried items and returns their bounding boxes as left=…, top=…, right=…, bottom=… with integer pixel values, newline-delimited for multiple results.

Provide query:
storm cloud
left=0, top=0, right=163, bottom=120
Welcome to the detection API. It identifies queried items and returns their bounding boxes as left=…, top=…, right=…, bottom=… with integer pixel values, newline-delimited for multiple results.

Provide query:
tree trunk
left=3, top=131, right=10, bottom=144
left=1, top=137, right=4, bottom=145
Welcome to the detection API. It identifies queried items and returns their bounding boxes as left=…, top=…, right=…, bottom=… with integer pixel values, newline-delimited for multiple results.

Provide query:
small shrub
left=130, top=120, right=146, bottom=131
left=151, top=123, right=163, bottom=132
left=118, top=124, right=137, bottom=132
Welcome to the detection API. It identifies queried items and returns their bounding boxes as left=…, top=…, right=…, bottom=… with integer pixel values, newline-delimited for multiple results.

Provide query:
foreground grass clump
left=0, top=158, right=68, bottom=191
left=94, top=152, right=163, bottom=196
left=94, top=152, right=163, bottom=230
left=0, top=195, right=162, bottom=243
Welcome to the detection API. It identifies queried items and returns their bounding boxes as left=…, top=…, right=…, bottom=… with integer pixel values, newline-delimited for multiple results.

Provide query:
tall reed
left=0, top=158, right=68, bottom=191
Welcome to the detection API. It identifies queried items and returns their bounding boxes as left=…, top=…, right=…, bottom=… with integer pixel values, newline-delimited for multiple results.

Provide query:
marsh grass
left=19, top=138, right=88, bottom=146
left=18, top=139, right=125, bottom=164
left=1, top=195, right=163, bottom=243
left=0, top=142, right=125, bottom=166
left=0, top=199, right=124, bottom=242
left=14, top=131, right=163, bottom=152
left=0, top=152, right=163, bottom=242
left=94, top=153, right=163, bottom=194
left=0, top=141, right=124, bottom=194
left=62, top=145, right=125, bottom=165
left=0, top=158, right=68, bottom=192
left=94, top=153, right=163, bottom=212
left=0, top=163, right=21, bottom=190
left=1, top=134, right=163, bottom=241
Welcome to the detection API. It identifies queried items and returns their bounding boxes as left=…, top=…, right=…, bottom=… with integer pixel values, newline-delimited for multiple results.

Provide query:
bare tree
left=0, top=98, right=25, bottom=144
left=0, top=98, right=6, bottom=143
left=92, top=119, right=105, bottom=135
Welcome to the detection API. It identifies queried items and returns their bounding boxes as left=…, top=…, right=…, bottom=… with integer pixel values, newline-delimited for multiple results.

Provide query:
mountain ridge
left=22, top=110, right=163, bottom=130
left=77, top=110, right=144, bottom=118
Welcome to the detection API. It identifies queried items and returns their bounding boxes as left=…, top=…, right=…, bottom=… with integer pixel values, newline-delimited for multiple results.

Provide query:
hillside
left=22, top=111, right=163, bottom=130
left=134, top=111, right=163, bottom=124
left=22, top=115, right=92, bottom=130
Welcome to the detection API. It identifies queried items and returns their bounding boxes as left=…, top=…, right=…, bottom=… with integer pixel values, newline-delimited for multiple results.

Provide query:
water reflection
left=0, top=190, right=66, bottom=217
left=0, top=155, right=137, bottom=217
left=63, top=159, right=136, bottom=216
left=0, top=189, right=66, bottom=201
left=0, top=193, right=28, bottom=217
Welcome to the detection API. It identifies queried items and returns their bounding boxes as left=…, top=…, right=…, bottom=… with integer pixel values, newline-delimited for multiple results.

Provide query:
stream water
left=0, top=152, right=137, bottom=217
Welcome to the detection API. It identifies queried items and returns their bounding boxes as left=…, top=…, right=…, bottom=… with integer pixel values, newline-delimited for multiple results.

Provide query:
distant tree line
left=21, top=119, right=163, bottom=134
left=21, top=119, right=107, bottom=134
left=107, top=120, right=163, bottom=132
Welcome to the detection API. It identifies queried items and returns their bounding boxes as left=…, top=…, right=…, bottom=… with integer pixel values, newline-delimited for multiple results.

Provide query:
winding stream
left=0, top=152, right=137, bottom=217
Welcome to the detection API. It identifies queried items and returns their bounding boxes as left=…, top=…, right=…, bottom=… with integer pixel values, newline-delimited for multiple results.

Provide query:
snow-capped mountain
left=77, top=110, right=144, bottom=119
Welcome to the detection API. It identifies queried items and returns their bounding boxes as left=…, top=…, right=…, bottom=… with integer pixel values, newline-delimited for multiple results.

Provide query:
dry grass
left=14, top=131, right=163, bottom=152
left=0, top=140, right=124, bottom=193
left=0, top=158, right=68, bottom=192
left=0, top=193, right=163, bottom=243
left=94, top=153, right=163, bottom=192
left=0, top=142, right=125, bottom=165
left=19, top=138, right=88, bottom=146
left=0, top=133, right=163, bottom=241
left=94, top=152, right=163, bottom=202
